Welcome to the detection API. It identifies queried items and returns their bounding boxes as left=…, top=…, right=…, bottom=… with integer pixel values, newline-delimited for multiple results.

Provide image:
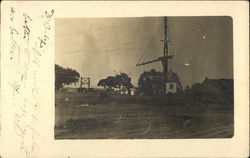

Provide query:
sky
left=55, top=16, right=233, bottom=88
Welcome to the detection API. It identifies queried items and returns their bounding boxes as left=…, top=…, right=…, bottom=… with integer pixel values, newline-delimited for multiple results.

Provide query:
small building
left=119, top=86, right=128, bottom=95
left=130, top=87, right=137, bottom=96
left=197, top=77, right=234, bottom=104
left=198, top=77, right=233, bottom=95
left=166, top=82, right=177, bottom=93
left=117, top=86, right=136, bottom=95
left=165, top=70, right=183, bottom=94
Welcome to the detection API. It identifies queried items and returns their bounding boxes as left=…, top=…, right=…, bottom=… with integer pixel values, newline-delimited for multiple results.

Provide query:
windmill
left=136, top=17, right=174, bottom=94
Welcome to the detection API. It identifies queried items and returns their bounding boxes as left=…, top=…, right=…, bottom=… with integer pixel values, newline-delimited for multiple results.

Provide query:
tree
left=55, top=64, right=80, bottom=89
left=137, top=69, right=165, bottom=96
left=97, top=76, right=117, bottom=89
left=115, top=73, right=133, bottom=95
left=97, top=79, right=107, bottom=88
left=97, top=72, right=133, bottom=95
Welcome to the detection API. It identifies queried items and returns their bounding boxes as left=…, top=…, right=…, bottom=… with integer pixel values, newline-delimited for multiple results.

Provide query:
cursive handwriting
left=9, top=25, right=19, bottom=60
left=8, top=7, right=54, bottom=158
left=23, top=13, right=33, bottom=45
left=10, top=7, right=15, bottom=21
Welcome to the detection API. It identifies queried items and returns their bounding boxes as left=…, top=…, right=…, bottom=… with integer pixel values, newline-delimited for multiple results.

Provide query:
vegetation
left=137, top=69, right=183, bottom=96
left=137, top=69, right=165, bottom=96
left=97, top=72, right=133, bottom=95
left=55, top=64, right=80, bottom=90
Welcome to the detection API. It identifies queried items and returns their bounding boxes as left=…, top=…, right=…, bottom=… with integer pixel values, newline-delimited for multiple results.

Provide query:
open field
left=55, top=90, right=233, bottom=139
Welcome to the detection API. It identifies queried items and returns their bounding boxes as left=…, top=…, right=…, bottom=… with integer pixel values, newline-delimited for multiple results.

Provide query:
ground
left=55, top=90, right=233, bottom=139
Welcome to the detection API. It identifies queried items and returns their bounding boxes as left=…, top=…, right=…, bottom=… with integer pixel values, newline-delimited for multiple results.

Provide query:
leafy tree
left=97, top=72, right=133, bottom=95
left=98, top=76, right=116, bottom=89
left=115, top=73, right=133, bottom=95
left=106, top=76, right=118, bottom=89
left=137, top=69, right=183, bottom=96
left=137, top=69, right=165, bottom=96
left=97, top=79, right=107, bottom=88
left=55, top=64, right=80, bottom=89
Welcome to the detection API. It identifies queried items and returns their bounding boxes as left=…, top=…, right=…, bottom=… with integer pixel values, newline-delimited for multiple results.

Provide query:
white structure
left=119, top=86, right=128, bottom=95
left=166, top=82, right=177, bottom=94
left=116, top=86, right=136, bottom=95
left=131, top=88, right=136, bottom=96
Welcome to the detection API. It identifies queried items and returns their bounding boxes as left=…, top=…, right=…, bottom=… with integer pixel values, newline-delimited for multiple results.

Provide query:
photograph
left=54, top=16, right=234, bottom=139
left=1, top=1, right=249, bottom=157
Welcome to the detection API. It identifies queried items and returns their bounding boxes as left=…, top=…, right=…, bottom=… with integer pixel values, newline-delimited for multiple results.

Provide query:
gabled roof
left=199, top=77, right=233, bottom=94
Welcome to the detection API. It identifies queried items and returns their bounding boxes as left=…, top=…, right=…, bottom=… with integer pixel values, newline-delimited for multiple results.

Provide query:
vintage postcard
left=55, top=16, right=234, bottom=139
left=0, top=1, right=249, bottom=158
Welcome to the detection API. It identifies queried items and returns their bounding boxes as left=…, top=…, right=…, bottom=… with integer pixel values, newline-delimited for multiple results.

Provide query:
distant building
left=131, top=87, right=136, bottom=95
left=116, top=86, right=136, bottom=95
left=195, top=77, right=234, bottom=104
left=198, top=77, right=233, bottom=96
left=166, top=82, right=177, bottom=93
left=165, top=70, right=183, bottom=94
left=119, top=86, right=128, bottom=95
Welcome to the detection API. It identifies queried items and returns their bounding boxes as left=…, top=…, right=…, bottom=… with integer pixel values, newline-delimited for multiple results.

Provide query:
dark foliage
left=137, top=69, right=165, bottom=96
left=55, top=64, right=80, bottom=89
left=97, top=72, right=133, bottom=95
left=137, top=69, right=183, bottom=96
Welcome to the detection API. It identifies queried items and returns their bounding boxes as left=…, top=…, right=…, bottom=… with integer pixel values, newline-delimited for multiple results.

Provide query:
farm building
left=116, top=86, right=136, bottom=95
left=196, top=78, right=234, bottom=104
left=198, top=78, right=233, bottom=96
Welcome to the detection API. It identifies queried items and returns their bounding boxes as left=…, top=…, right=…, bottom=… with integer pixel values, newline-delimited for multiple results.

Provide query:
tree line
left=55, top=64, right=80, bottom=90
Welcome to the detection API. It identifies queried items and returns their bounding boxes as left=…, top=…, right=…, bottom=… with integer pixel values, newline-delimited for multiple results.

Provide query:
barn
left=197, top=77, right=234, bottom=104
left=198, top=78, right=233, bottom=95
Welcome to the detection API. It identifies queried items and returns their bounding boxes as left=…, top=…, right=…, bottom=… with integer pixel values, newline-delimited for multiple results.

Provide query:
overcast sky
left=55, top=16, right=233, bottom=88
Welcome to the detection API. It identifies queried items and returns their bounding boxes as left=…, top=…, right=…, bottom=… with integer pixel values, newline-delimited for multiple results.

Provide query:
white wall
left=166, top=82, right=177, bottom=94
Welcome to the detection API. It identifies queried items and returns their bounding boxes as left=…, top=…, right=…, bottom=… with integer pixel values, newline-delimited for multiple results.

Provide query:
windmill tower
left=136, top=17, right=176, bottom=94
left=80, top=77, right=90, bottom=89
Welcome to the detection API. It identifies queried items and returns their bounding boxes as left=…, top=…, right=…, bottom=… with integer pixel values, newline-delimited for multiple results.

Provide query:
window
left=170, top=83, right=174, bottom=89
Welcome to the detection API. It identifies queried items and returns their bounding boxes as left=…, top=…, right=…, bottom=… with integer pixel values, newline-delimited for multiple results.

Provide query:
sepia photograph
left=1, top=1, right=249, bottom=157
left=54, top=16, right=234, bottom=139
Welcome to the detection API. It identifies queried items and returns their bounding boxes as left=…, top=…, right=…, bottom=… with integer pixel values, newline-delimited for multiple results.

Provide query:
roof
left=199, top=78, right=233, bottom=94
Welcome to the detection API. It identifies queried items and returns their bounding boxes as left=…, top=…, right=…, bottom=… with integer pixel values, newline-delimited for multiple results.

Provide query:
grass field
left=55, top=90, right=233, bottom=139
